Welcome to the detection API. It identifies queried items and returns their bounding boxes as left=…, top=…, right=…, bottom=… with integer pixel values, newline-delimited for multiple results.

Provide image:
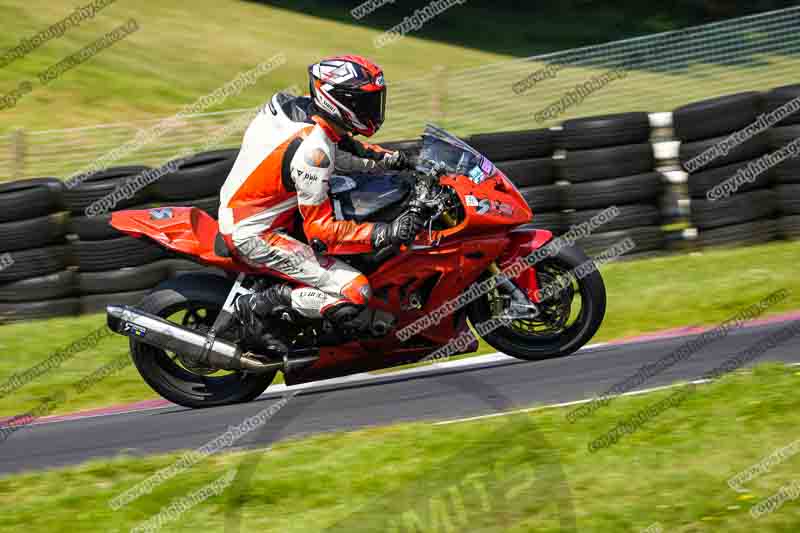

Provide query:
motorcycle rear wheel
left=467, top=245, right=606, bottom=361
left=130, top=273, right=277, bottom=408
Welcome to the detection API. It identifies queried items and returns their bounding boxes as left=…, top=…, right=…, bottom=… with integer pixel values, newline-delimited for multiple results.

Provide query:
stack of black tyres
left=148, top=149, right=238, bottom=276
left=0, top=179, right=77, bottom=321
left=66, top=166, right=171, bottom=314
left=766, top=85, right=800, bottom=240
left=468, top=129, right=562, bottom=234
left=557, top=113, right=663, bottom=257
left=677, top=92, right=778, bottom=248
left=150, top=149, right=238, bottom=220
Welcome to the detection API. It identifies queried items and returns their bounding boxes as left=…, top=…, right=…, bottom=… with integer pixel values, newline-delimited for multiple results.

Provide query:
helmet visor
left=334, top=86, right=386, bottom=129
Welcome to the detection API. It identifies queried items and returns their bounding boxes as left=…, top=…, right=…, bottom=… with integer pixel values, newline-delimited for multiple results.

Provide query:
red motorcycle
left=107, top=125, right=606, bottom=408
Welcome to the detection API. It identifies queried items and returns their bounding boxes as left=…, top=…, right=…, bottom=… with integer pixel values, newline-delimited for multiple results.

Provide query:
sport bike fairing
left=109, top=126, right=552, bottom=383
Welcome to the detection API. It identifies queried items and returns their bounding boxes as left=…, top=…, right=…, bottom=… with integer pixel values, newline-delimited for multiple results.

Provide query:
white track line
left=433, top=378, right=714, bottom=426
left=264, top=344, right=610, bottom=396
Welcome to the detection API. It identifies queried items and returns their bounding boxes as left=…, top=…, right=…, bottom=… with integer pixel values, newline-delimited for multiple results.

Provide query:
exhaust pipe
left=106, top=305, right=316, bottom=374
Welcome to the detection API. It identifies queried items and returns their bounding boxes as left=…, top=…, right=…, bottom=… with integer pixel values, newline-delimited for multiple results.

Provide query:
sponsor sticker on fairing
left=468, top=166, right=485, bottom=184
left=479, top=155, right=496, bottom=177
left=149, top=207, right=173, bottom=220
left=495, top=200, right=513, bottom=216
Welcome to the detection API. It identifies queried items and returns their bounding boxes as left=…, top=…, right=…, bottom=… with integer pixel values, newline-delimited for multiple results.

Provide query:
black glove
left=371, top=209, right=426, bottom=249
left=384, top=150, right=416, bottom=171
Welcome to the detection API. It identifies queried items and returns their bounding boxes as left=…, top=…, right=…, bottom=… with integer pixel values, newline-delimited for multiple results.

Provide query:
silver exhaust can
left=106, top=305, right=282, bottom=373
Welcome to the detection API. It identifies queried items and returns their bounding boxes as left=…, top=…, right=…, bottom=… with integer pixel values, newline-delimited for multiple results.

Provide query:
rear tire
left=130, top=273, right=277, bottom=408
left=468, top=245, right=606, bottom=361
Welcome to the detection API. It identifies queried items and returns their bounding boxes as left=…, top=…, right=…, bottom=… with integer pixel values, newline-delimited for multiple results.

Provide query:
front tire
left=130, top=273, right=277, bottom=408
left=468, top=245, right=606, bottom=361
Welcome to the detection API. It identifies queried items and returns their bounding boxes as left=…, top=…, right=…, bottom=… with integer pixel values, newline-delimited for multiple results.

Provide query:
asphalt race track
left=1, top=318, right=799, bottom=476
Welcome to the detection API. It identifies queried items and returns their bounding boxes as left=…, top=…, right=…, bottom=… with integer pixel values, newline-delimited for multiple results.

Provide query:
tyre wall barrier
left=0, top=178, right=77, bottom=321
left=554, top=112, right=663, bottom=257
left=672, top=84, right=800, bottom=248
left=769, top=91, right=800, bottom=241
left=1, top=86, right=798, bottom=322
left=470, top=128, right=562, bottom=236
left=470, top=113, right=664, bottom=258
left=0, top=150, right=238, bottom=322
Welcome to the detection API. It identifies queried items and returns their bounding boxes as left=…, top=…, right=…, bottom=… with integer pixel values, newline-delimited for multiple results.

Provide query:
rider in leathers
left=218, top=55, right=424, bottom=357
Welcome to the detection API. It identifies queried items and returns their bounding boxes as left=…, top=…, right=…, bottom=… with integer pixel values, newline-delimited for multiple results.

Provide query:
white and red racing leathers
left=219, top=92, right=398, bottom=318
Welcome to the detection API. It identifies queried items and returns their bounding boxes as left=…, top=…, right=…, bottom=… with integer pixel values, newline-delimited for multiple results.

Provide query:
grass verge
left=1, top=1, right=797, bottom=150
left=0, top=0, right=504, bottom=134
left=1, top=364, right=799, bottom=531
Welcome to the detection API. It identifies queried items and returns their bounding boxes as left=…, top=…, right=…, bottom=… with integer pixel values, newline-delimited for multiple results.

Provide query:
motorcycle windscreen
left=417, top=124, right=498, bottom=185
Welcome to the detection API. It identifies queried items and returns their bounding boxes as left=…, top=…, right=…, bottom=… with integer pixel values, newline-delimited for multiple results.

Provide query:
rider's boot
left=234, top=284, right=293, bottom=359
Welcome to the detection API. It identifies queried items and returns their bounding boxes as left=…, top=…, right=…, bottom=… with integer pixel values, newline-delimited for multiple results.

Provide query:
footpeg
left=283, top=348, right=320, bottom=374
left=324, top=304, right=396, bottom=338
left=346, top=308, right=396, bottom=337
left=369, top=309, right=396, bottom=337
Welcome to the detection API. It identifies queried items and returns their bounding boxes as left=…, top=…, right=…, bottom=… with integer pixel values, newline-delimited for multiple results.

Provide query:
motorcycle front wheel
left=467, top=244, right=606, bottom=361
